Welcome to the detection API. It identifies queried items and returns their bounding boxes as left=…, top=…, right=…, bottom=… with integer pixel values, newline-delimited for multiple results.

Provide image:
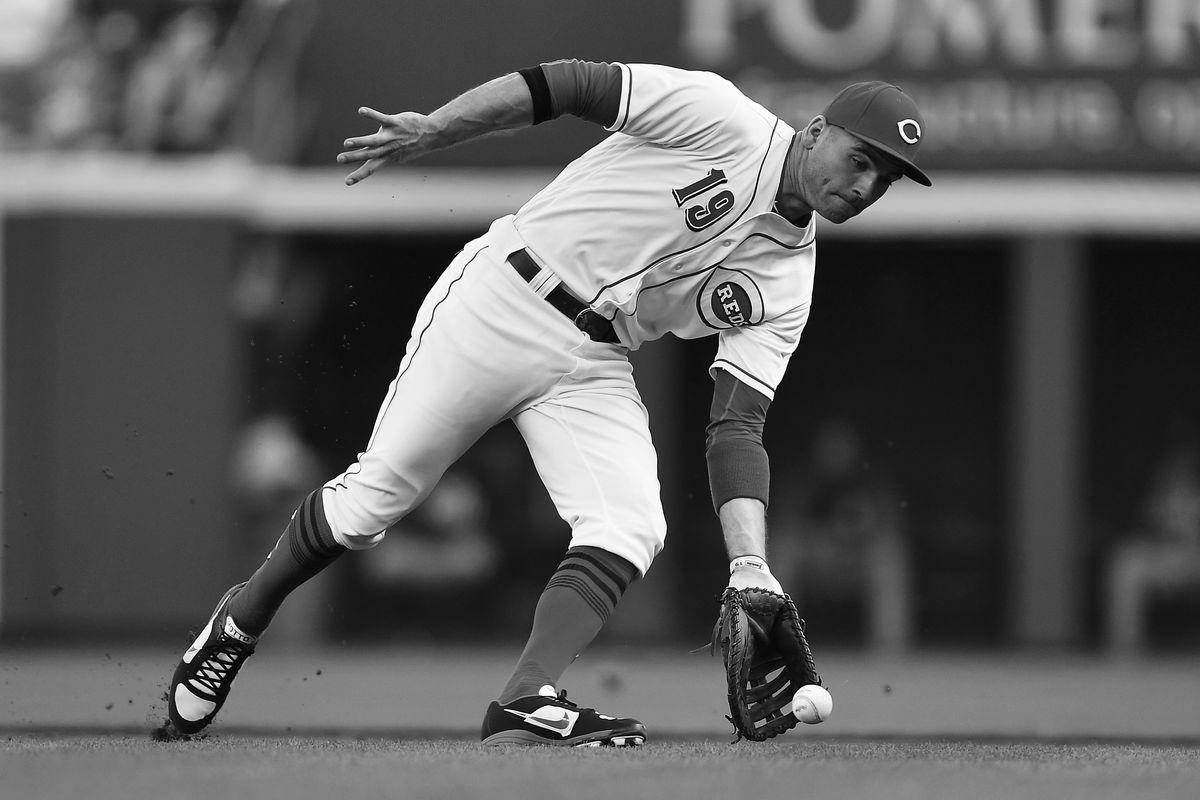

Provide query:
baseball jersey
left=499, top=63, right=816, bottom=401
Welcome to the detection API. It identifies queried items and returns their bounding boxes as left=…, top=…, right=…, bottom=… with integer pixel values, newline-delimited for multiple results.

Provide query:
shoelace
left=553, top=690, right=611, bottom=719
left=188, top=639, right=251, bottom=697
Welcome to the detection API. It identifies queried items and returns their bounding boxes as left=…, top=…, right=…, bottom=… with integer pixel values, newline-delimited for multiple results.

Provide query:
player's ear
left=800, top=115, right=825, bottom=149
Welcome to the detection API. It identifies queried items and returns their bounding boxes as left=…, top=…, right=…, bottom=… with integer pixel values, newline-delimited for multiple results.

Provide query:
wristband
left=729, top=555, right=769, bottom=574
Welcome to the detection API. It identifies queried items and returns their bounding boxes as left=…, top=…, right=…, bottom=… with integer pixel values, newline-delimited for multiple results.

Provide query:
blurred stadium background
left=2, top=0, right=1200, bottom=763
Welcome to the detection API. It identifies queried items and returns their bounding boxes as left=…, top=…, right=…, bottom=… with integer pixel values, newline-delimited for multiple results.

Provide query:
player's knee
left=574, top=515, right=666, bottom=578
left=334, top=528, right=387, bottom=550
left=318, top=483, right=392, bottom=550
left=632, top=511, right=669, bottom=574
left=642, top=525, right=667, bottom=572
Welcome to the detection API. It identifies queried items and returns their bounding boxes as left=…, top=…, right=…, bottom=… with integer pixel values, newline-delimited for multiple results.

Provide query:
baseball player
left=164, top=60, right=930, bottom=746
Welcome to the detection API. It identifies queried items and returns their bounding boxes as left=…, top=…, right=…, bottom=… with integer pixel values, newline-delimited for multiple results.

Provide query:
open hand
left=337, top=107, right=434, bottom=186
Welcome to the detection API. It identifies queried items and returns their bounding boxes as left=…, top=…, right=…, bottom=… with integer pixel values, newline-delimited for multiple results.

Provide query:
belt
left=507, top=248, right=619, bottom=344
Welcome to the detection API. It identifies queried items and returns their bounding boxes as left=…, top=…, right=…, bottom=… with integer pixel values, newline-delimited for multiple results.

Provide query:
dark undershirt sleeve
left=706, top=368, right=772, bottom=511
left=518, top=60, right=623, bottom=127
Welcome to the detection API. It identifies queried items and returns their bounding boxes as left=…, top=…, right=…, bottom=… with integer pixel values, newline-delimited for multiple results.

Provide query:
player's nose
left=855, top=172, right=890, bottom=205
left=850, top=171, right=875, bottom=200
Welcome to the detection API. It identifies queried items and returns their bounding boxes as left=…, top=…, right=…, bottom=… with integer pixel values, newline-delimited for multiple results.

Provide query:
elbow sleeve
left=518, top=60, right=623, bottom=127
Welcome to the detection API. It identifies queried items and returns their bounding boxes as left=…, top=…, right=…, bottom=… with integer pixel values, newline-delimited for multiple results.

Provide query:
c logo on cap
left=897, top=119, right=921, bottom=145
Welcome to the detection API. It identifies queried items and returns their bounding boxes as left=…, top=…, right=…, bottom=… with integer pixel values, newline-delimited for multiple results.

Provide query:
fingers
left=338, top=138, right=396, bottom=185
left=344, top=157, right=384, bottom=186
left=336, top=143, right=392, bottom=164
left=357, top=106, right=390, bottom=124
left=340, top=134, right=379, bottom=150
left=340, top=108, right=392, bottom=150
left=339, top=107, right=421, bottom=185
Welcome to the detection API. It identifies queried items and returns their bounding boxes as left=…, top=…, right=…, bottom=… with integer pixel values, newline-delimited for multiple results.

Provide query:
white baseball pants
left=319, top=219, right=667, bottom=575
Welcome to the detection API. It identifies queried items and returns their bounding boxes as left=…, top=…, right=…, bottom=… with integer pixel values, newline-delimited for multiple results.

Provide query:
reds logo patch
left=712, top=282, right=751, bottom=326
left=698, top=270, right=763, bottom=329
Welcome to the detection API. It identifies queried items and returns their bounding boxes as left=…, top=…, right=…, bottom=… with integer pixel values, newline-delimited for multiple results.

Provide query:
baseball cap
left=823, top=81, right=932, bottom=187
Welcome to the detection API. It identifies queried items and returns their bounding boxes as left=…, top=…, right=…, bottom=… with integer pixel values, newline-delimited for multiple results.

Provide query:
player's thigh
left=325, top=243, right=567, bottom=546
left=514, top=354, right=667, bottom=576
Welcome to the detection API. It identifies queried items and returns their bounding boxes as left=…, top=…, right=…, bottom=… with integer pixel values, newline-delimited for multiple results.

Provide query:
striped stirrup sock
left=497, top=545, right=638, bottom=704
left=228, top=488, right=347, bottom=636
left=544, top=547, right=637, bottom=626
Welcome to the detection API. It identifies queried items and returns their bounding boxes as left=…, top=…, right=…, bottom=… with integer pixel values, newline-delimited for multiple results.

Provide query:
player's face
left=799, top=122, right=904, bottom=224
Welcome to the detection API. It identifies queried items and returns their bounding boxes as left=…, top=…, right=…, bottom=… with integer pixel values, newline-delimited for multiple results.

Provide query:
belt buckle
left=572, top=308, right=592, bottom=331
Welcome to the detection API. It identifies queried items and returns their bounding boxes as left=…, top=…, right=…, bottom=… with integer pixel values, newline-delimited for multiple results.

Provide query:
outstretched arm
left=337, top=60, right=624, bottom=186
left=337, top=72, right=533, bottom=185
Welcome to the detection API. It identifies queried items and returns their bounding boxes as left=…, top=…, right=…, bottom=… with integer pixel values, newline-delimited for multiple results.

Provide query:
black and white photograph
left=2, top=1, right=1199, bottom=797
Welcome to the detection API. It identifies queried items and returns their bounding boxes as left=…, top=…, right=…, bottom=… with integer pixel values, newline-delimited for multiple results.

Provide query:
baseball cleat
left=166, top=582, right=257, bottom=735
left=480, top=685, right=647, bottom=747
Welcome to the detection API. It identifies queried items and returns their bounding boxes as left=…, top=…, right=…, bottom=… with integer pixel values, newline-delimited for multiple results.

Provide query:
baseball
left=790, top=685, right=833, bottom=724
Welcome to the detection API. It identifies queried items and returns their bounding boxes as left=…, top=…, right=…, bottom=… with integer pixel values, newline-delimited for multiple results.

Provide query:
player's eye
left=850, top=157, right=866, bottom=169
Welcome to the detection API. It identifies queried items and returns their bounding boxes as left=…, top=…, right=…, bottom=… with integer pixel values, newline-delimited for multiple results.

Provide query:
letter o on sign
left=897, top=118, right=921, bottom=144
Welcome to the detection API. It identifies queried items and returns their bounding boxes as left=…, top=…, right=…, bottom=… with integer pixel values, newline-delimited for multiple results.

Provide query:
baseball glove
left=714, top=587, right=823, bottom=742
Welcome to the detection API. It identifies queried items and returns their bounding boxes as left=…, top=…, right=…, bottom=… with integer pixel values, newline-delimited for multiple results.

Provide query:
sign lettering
left=681, top=0, right=1200, bottom=170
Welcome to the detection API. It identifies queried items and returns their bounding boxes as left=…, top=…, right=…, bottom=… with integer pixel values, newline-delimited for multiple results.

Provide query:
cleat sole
left=482, top=729, right=647, bottom=748
left=609, top=735, right=645, bottom=747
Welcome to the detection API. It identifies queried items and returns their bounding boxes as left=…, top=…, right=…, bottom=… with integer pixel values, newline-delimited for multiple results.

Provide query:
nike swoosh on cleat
left=183, top=618, right=215, bottom=664
left=502, top=708, right=576, bottom=734
left=503, top=709, right=570, bottom=730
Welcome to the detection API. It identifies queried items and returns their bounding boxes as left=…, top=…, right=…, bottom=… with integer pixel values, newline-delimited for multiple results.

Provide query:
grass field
left=2, top=645, right=1199, bottom=799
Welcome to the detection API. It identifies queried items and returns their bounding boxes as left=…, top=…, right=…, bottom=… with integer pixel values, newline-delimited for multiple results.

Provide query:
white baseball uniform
left=320, top=63, right=817, bottom=576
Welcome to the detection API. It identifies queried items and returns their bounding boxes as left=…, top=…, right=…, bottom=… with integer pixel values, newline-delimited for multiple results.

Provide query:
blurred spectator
left=0, top=0, right=69, bottom=147
left=769, top=417, right=914, bottom=650
left=125, top=0, right=312, bottom=156
left=2, top=0, right=313, bottom=159
left=29, top=8, right=141, bottom=149
left=231, top=412, right=323, bottom=517
left=123, top=5, right=225, bottom=151
left=1104, top=430, right=1200, bottom=653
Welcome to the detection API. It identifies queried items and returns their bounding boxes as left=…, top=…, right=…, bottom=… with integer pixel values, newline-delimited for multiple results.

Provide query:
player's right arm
left=337, top=72, right=534, bottom=185
left=337, top=60, right=628, bottom=186
left=338, top=60, right=740, bottom=185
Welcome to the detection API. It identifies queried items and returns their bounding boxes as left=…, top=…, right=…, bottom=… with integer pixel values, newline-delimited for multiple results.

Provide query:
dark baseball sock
left=228, top=488, right=347, bottom=636
left=498, top=545, right=638, bottom=704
